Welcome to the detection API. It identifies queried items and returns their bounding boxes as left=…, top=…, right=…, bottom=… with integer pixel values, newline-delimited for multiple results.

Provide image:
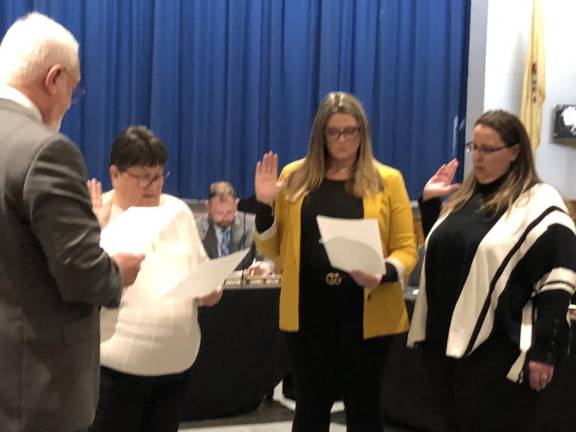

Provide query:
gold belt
left=325, top=272, right=342, bottom=286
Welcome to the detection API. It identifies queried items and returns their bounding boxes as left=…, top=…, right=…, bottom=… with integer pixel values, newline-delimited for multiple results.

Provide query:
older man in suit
left=196, top=181, right=272, bottom=275
left=0, top=13, right=143, bottom=432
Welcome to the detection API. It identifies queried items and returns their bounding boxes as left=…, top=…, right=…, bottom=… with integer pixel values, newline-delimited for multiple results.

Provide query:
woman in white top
left=87, top=126, right=222, bottom=432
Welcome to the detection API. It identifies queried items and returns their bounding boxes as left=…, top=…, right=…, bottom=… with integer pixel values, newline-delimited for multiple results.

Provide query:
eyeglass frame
left=71, top=83, right=86, bottom=104
left=325, top=127, right=361, bottom=140
left=61, top=68, right=86, bottom=104
left=121, top=169, right=171, bottom=188
left=465, top=141, right=513, bottom=155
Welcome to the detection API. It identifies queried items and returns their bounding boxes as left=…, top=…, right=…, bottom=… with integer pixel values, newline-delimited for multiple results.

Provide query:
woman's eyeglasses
left=325, top=127, right=360, bottom=140
left=465, top=141, right=509, bottom=155
left=122, top=170, right=171, bottom=188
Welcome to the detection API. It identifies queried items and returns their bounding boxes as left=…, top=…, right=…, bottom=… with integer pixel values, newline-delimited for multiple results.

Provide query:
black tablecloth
left=180, top=287, right=289, bottom=421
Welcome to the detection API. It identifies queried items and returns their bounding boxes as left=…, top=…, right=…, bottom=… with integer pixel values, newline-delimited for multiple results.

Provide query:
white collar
left=0, top=85, right=43, bottom=123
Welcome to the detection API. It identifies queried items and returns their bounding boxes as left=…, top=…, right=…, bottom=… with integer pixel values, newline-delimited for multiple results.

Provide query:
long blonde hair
left=443, top=110, right=540, bottom=216
left=285, top=91, right=383, bottom=200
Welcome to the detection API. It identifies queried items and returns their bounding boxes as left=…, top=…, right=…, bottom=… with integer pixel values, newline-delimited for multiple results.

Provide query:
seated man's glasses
left=325, top=127, right=361, bottom=140
left=123, top=170, right=171, bottom=188
left=465, top=141, right=509, bottom=155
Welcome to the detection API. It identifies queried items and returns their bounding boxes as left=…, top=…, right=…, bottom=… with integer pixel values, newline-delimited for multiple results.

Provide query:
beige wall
left=468, top=0, right=576, bottom=197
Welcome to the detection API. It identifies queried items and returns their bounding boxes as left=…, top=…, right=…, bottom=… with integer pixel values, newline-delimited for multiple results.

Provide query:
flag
left=521, top=0, right=545, bottom=151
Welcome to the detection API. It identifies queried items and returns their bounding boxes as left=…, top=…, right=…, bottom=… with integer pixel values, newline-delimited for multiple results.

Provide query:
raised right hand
left=255, top=151, right=284, bottom=205
left=87, top=178, right=112, bottom=227
left=112, top=253, right=145, bottom=287
left=422, top=159, right=461, bottom=201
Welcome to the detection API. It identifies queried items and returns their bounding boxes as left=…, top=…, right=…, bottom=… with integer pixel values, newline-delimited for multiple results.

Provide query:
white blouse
left=99, top=193, right=208, bottom=376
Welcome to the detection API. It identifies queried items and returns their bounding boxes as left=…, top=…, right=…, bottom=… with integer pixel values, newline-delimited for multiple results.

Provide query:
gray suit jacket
left=196, top=211, right=258, bottom=270
left=0, top=99, right=122, bottom=432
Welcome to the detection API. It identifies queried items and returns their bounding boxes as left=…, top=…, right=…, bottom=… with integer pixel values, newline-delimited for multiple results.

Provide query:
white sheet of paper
left=100, top=206, right=179, bottom=255
left=316, top=216, right=386, bottom=274
left=128, top=242, right=192, bottom=301
left=163, top=249, right=250, bottom=299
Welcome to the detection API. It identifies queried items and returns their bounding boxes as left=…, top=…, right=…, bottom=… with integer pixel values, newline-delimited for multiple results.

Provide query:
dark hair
left=109, top=126, right=168, bottom=170
left=208, top=181, right=236, bottom=201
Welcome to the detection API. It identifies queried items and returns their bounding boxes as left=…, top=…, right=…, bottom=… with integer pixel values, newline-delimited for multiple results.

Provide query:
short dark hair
left=109, top=126, right=168, bottom=170
left=208, top=181, right=236, bottom=201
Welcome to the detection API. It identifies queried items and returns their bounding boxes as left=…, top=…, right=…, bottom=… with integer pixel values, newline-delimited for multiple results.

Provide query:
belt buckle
left=325, top=272, right=342, bottom=286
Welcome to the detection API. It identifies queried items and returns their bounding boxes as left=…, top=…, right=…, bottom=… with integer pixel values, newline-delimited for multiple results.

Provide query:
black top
left=300, top=179, right=363, bottom=272
left=255, top=179, right=398, bottom=282
left=421, top=178, right=505, bottom=351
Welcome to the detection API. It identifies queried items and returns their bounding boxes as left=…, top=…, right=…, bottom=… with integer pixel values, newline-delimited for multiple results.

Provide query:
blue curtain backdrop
left=0, top=0, right=470, bottom=199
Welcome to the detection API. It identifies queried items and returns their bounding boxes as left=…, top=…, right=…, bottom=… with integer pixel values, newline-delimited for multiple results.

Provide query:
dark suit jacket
left=0, top=99, right=122, bottom=432
left=196, top=211, right=258, bottom=270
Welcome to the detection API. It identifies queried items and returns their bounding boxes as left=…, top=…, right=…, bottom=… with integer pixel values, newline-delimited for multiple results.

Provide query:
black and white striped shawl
left=407, top=183, right=576, bottom=382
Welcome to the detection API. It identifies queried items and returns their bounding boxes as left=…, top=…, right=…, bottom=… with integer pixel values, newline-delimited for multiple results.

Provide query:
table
left=180, top=281, right=289, bottom=421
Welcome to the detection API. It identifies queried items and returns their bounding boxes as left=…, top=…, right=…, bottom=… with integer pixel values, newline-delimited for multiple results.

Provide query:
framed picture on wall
left=553, top=104, right=576, bottom=139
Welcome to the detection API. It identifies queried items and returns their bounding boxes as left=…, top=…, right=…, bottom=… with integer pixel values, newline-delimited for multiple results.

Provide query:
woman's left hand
left=198, top=287, right=223, bottom=307
left=528, top=360, right=554, bottom=391
left=349, top=270, right=382, bottom=289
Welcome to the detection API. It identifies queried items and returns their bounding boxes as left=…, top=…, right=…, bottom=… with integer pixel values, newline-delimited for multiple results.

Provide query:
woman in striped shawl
left=408, top=110, right=576, bottom=432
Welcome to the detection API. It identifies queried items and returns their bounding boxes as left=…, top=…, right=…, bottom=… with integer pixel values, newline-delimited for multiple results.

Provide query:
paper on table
left=163, top=249, right=250, bottom=299
left=100, top=206, right=180, bottom=255
left=316, top=216, right=386, bottom=275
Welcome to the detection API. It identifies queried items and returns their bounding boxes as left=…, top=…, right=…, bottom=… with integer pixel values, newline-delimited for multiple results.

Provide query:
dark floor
left=180, top=398, right=422, bottom=431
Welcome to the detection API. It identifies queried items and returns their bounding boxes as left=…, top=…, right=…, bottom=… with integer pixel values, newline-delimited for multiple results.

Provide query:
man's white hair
left=0, top=12, right=79, bottom=85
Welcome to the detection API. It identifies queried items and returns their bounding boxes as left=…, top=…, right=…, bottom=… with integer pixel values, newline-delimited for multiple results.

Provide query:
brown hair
left=443, top=110, right=540, bottom=216
left=285, top=91, right=383, bottom=200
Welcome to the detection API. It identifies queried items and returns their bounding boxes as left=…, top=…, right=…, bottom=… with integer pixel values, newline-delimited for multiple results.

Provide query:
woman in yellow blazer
left=254, top=91, right=417, bottom=432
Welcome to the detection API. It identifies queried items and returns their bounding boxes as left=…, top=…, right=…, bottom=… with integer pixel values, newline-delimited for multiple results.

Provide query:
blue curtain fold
left=0, top=0, right=470, bottom=199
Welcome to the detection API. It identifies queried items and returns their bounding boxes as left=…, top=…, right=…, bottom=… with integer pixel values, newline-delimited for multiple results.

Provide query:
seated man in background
left=87, top=125, right=222, bottom=432
left=196, top=181, right=273, bottom=275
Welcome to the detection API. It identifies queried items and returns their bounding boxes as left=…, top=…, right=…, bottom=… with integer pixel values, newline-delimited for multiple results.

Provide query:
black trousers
left=421, top=336, right=541, bottom=432
left=286, top=272, right=392, bottom=432
left=88, top=366, right=190, bottom=432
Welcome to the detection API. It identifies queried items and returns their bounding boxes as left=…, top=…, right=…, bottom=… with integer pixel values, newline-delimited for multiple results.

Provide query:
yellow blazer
left=255, top=160, right=418, bottom=339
